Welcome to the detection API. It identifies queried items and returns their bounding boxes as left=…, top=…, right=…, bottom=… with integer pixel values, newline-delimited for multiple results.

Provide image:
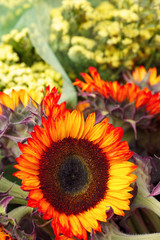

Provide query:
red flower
left=42, top=86, right=69, bottom=118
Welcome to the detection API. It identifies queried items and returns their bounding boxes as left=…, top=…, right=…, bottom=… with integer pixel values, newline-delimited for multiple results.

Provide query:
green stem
left=132, top=191, right=160, bottom=217
left=8, top=206, right=33, bottom=224
left=0, top=177, right=28, bottom=205
left=104, top=221, right=160, bottom=240
left=127, top=219, right=137, bottom=234
left=140, top=208, right=160, bottom=233
left=110, top=233, right=160, bottom=240
left=129, top=209, right=149, bottom=234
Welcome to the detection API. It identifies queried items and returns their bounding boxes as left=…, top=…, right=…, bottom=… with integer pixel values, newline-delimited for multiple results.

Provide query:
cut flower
left=0, top=89, right=31, bottom=114
left=42, top=86, right=69, bottom=118
left=0, top=224, right=14, bottom=240
left=124, top=66, right=160, bottom=93
left=0, top=88, right=37, bottom=163
left=132, top=66, right=160, bottom=86
left=14, top=109, right=137, bottom=240
left=74, top=66, right=110, bottom=98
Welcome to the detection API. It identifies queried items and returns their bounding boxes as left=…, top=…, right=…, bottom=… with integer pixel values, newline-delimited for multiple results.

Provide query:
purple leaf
left=11, top=116, right=33, bottom=125
left=148, top=182, right=160, bottom=197
left=3, top=134, right=29, bottom=142
left=0, top=196, right=14, bottom=212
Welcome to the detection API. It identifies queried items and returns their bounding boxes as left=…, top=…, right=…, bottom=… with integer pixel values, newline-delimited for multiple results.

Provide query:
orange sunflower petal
left=0, top=92, right=14, bottom=110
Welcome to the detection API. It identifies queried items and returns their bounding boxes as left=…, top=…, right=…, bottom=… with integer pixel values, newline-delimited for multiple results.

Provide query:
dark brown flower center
left=39, top=137, right=109, bottom=215
left=58, top=155, right=90, bottom=195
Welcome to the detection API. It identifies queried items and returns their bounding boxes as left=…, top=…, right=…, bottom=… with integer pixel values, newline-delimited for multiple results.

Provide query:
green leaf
left=22, top=1, right=77, bottom=108
left=0, top=177, right=28, bottom=205
left=8, top=206, right=33, bottom=224
left=0, top=203, right=5, bottom=215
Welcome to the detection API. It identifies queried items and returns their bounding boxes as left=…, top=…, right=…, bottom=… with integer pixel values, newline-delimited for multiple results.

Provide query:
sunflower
left=0, top=89, right=30, bottom=114
left=14, top=109, right=137, bottom=239
left=132, top=66, right=160, bottom=86
left=107, top=82, right=153, bottom=110
left=107, top=82, right=155, bottom=112
left=124, top=66, right=160, bottom=93
left=0, top=225, right=14, bottom=240
left=74, top=66, right=110, bottom=98
left=42, top=86, right=69, bottom=118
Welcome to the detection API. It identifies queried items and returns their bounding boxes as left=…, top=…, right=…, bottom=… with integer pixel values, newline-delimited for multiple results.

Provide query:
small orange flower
left=132, top=66, right=147, bottom=83
left=132, top=66, right=160, bottom=86
left=73, top=66, right=110, bottom=98
left=108, top=82, right=153, bottom=110
left=0, top=225, right=14, bottom=240
left=0, top=89, right=30, bottom=114
left=14, top=110, right=137, bottom=240
left=42, top=86, right=69, bottom=118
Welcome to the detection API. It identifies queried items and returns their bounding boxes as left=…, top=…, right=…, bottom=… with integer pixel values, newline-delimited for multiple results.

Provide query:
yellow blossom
left=114, top=9, right=139, bottom=22
left=71, top=36, right=96, bottom=50
left=139, top=29, right=153, bottom=40
left=68, top=45, right=95, bottom=64
left=0, top=43, right=19, bottom=63
left=122, top=38, right=133, bottom=45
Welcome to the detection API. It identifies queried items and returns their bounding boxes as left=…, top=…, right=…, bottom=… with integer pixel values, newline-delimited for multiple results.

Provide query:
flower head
left=0, top=89, right=30, bottom=114
left=42, top=86, right=69, bottom=118
left=124, top=66, right=160, bottom=93
left=0, top=225, right=14, bottom=240
left=14, top=110, right=137, bottom=240
left=132, top=66, right=160, bottom=86
left=74, top=66, right=110, bottom=97
left=0, top=88, right=39, bottom=163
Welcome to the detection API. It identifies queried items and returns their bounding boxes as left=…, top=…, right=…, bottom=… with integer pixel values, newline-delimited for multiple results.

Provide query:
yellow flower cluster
left=2, top=28, right=41, bottom=66
left=49, top=0, right=160, bottom=81
left=0, top=29, right=63, bottom=103
left=0, top=43, right=19, bottom=63
left=0, top=0, right=30, bottom=9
